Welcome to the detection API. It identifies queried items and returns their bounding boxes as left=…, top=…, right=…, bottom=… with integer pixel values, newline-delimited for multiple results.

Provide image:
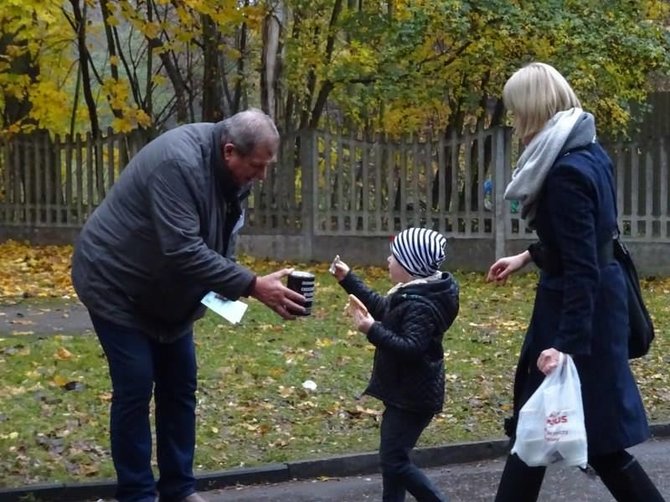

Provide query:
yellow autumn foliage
left=28, top=80, right=72, bottom=135
left=0, top=240, right=75, bottom=298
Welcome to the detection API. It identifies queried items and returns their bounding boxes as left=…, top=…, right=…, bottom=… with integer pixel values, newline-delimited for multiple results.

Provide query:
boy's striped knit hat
left=390, top=227, right=447, bottom=278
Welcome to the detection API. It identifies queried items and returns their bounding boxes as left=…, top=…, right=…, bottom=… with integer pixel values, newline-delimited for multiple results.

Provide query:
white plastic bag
left=511, top=353, right=587, bottom=468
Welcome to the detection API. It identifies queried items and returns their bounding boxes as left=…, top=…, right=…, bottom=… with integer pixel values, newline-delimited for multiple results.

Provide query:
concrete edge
left=1, top=422, right=668, bottom=501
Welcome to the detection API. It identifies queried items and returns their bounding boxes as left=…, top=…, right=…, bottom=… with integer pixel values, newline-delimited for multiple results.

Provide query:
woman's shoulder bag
left=613, top=237, right=655, bottom=358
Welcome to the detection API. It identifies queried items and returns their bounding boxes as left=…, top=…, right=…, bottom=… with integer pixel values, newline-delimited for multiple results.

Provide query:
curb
left=2, top=422, right=669, bottom=501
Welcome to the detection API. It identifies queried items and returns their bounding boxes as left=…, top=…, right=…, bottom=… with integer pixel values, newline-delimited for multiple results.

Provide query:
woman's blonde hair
left=503, top=62, right=581, bottom=140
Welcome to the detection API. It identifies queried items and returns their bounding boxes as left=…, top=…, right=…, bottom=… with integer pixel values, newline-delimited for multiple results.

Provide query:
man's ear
left=223, top=143, right=235, bottom=161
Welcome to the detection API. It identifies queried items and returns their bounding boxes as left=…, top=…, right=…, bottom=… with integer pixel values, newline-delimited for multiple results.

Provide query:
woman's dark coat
left=340, top=271, right=459, bottom=414
left=514, top=142, right=650, bottom=456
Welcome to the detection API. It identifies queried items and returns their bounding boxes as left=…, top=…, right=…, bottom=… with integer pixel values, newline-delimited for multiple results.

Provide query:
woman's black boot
left=597, top=458, right=665, bottom=502
left=494, top=454, right=545, bottom=502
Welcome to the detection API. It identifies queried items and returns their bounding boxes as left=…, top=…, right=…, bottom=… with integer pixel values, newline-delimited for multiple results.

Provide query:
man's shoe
left=181, top=494, right=207, bottom=502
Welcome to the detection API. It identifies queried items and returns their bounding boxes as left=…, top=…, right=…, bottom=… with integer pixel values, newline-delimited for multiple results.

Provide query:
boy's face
left=388, top=255, right=413, bottom=283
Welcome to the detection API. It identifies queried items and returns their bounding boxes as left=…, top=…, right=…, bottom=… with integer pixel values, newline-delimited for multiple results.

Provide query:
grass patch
left=0, top=258, right=669, bottom=487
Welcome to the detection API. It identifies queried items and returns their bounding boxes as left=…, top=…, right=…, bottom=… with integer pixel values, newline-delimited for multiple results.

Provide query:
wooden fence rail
left=0, top=127, right=669, bottom=271
left=0, top=129, right=147, bottom=228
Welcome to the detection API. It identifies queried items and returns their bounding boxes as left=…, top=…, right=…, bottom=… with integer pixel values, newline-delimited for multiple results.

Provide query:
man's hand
left=250, top=268, right=306, bottom=319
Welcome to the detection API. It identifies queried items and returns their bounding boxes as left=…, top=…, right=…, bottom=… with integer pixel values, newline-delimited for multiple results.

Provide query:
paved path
left=0, top=298, right=93, bottom=335
left=204, top=438, right=670, bottom=501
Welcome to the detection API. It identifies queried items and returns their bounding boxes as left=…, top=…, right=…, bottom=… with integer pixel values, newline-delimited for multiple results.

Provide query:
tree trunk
left=303, top=0, right=343, bottom=130
left=201, top=13, right=223, bottom=122
left=233, top=19, right=249, bottom=114
left=69, top=0, right=100, bottom=138
left=261, top=2, right=285, bottom=120
left=0, top=34, right=63, bottom=223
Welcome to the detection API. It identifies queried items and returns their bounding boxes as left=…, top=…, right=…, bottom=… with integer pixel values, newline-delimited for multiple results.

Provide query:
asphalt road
left=204, top=438, right=670, bottom=502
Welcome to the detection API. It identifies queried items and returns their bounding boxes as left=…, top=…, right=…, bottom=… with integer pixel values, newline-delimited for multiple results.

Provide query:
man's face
left=223, top=143, right=276, bottom=186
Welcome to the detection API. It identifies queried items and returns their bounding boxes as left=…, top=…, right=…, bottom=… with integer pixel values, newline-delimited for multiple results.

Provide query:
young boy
left=331, top=227, right=459, bottom=502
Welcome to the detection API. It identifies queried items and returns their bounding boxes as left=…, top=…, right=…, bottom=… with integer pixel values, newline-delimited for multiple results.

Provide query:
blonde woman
left=487, top=63, right=663, bottom=501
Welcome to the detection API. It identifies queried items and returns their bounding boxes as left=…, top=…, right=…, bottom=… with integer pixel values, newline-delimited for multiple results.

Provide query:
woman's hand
left=487, top=250, right=532, bottom=283
left=537, top=348, right=564, bottom=375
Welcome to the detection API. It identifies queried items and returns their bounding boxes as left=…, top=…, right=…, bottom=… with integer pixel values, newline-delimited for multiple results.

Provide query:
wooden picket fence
left=0, top=127, right=669, bottom=255
left=0, top=129, right=147, bottom=228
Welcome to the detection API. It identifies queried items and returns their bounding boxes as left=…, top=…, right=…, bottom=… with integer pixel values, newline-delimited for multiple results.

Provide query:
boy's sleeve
left=339, top=271, right=389, bottom=320
left=366, top=302, right=436, bottom=360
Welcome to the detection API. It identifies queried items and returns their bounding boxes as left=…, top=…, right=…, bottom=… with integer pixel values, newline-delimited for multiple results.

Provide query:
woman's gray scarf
left=504, top=108, right=596, bottom=226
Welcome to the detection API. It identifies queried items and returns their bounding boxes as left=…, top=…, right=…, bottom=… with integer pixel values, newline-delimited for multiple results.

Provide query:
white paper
left=201, top=291, right=248, bottom=324
left=329, top=254, right=340, bottom=274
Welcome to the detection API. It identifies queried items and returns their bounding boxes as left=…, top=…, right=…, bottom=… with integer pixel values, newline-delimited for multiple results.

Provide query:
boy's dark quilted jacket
left=339, top=271, right=459, bottom=414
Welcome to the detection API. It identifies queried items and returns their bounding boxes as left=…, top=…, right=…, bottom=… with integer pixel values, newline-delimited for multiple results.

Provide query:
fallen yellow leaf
left=53, top=374, right=68, bottom=386
left=55, top=347, right=73, bottom=360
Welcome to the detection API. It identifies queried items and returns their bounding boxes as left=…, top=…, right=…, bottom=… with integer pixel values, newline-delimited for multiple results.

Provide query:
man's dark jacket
left=72, top=122, right=255, bottom=342
left=340, top=271, right=459, bottom=414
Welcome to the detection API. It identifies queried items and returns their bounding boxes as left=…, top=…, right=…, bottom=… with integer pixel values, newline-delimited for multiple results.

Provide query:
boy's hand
left=352, top=308, right=374, bottom=334
left=344, top=294, right=372, bottom=333
left=329, top=255, right=350, bottom=281
left=346, top=294, right=368, bottom=316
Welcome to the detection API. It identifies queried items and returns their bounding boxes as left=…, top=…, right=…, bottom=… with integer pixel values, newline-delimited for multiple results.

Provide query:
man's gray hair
left=221, top=108, right=280, bottom=156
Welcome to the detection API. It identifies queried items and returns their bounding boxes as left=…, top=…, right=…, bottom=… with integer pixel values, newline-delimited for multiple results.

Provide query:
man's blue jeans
left=91, top=314, right=197, bottom=502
